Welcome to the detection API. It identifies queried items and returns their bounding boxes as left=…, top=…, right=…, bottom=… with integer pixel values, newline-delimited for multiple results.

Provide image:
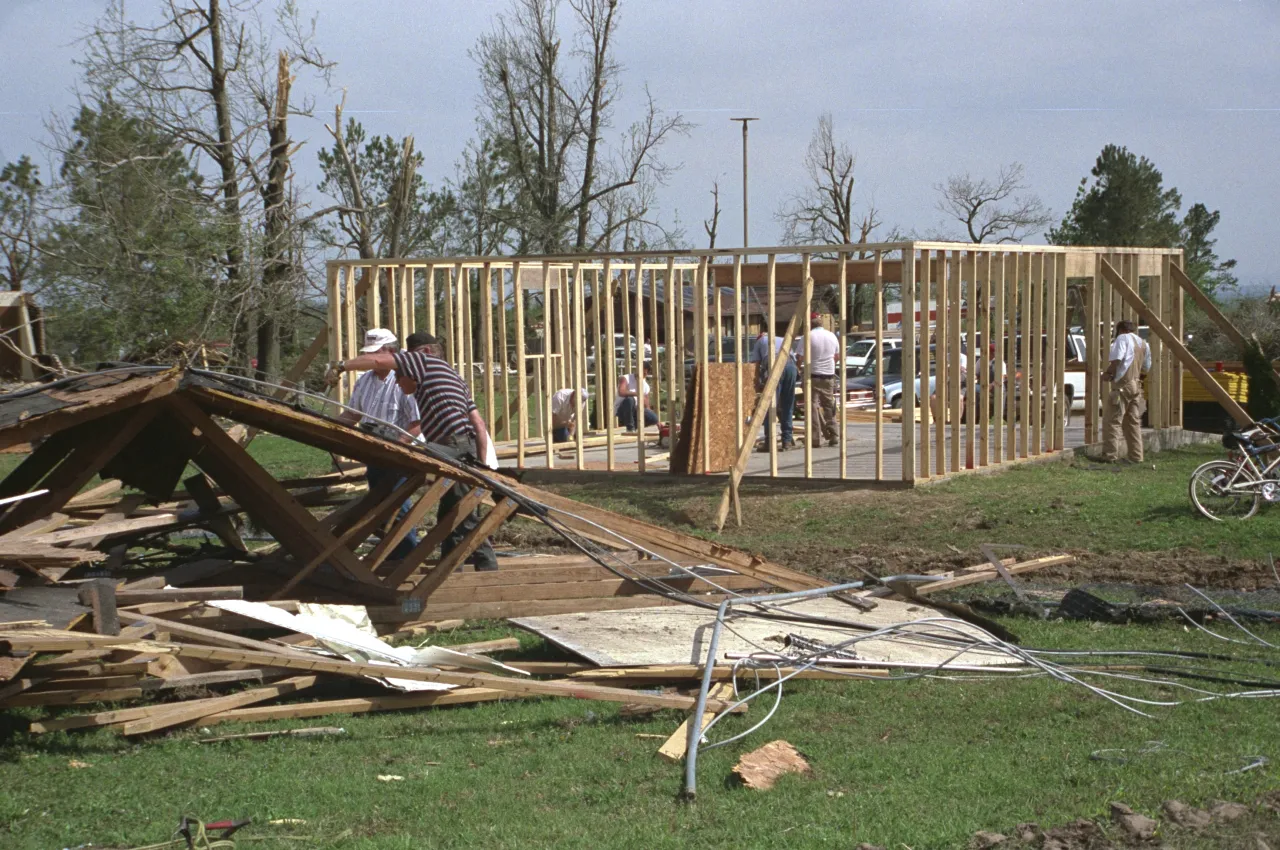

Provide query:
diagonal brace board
left=364, top=476, right=453, bottom=573
left=1098, top=258, right=1251, bottom=427
left=714, top=274, right=814, bottom=531
left=269, top=472, right=426, bottom=600
left=380, top=487, right=488, bottom=587
left=408, top=497, right=519, bottom=600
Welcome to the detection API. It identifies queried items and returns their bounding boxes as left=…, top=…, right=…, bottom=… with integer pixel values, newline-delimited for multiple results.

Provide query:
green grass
left=545, top=444, right=1280, bottom=568
left=1, top=620, right=1277, bottom=849
left=4, top=432, right=1279, bottom=847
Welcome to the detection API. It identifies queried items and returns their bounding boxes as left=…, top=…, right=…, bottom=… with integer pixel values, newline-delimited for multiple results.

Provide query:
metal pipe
left=682, top=580, right=867, bottom=800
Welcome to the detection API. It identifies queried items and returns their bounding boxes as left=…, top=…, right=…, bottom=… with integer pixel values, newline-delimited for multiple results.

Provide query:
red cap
left=810, top=312, right=821, bottom=320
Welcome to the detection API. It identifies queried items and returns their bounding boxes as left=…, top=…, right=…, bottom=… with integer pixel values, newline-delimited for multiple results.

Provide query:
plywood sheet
left=512, top=595, right=1015, bottom=669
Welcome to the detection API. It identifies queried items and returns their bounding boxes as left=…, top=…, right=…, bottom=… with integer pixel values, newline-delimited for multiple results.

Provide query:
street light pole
left=730, top=117, right=757, bottom=249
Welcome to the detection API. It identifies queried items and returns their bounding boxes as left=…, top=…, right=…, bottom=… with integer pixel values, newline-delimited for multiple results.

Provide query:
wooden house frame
left=323, top=242, right=1213, bottom=486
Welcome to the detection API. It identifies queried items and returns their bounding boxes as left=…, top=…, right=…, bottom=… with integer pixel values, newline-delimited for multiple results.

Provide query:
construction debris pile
left=2, top=366, right=1276, bottom=797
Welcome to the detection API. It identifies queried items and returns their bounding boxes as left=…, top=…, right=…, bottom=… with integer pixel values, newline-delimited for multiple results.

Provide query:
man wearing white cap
left=337, top=328, right=423, bottom=560
left=551, top=387, right=589, bottom=443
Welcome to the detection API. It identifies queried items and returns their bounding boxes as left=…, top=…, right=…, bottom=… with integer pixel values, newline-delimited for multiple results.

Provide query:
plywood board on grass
left=512, top=595, right=1017, bottom=669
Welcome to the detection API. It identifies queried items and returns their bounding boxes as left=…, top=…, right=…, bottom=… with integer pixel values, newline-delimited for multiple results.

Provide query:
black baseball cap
left=406, top=331, right=439, bottom=351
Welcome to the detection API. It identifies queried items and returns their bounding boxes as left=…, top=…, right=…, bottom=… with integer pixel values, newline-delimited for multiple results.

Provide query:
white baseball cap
left=360, top=328, right=397, bottom=353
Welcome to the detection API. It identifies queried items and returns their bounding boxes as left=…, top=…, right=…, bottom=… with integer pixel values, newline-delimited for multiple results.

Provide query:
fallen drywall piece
left=209, top=600, right=528, bottom=692
left=731, top=740, right=811, bottom=790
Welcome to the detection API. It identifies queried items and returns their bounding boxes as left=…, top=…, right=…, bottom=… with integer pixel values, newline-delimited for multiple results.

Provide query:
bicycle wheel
left=1189, top=460, right=1260, bottom=521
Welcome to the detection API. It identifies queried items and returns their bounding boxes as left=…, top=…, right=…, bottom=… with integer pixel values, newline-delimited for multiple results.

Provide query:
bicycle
left=1188, top=417, right=1280, bottom=521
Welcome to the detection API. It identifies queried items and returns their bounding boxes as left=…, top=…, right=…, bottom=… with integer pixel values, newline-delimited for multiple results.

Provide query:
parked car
left=844, top=336, right=901, bottom=371
left=845, top=347, right=937, bottom=409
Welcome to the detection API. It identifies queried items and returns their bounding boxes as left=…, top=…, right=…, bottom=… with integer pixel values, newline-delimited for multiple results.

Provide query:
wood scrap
left=731, top=740, right=812, bottom=790
left=658, top=682, right=733, bottom=762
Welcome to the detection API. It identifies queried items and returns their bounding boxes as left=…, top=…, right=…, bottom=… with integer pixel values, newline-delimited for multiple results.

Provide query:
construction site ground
left=2, top=441, right=1278, bottom=849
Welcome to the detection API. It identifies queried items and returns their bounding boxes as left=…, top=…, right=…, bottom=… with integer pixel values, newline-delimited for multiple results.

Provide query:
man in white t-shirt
left=551, top=387, right=588, bottom=443
left=615, top=372, right=657, bottom=432
left=1101, top=320, right=1151, bottom=463
left=792, top=313, right=841, bottom=447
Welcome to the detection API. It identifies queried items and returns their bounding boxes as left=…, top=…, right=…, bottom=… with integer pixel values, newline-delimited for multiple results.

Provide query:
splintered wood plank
left=0, top=370, right=179, bottom=452
left=114, top=612, right=315, bottom=658
left=118, top=675, right=319, bottom=736
left=658, top=683, right=733, bottom=762
left=408, top=498, right=519, bottom=600
left=167, top=644, right=744, bottom=713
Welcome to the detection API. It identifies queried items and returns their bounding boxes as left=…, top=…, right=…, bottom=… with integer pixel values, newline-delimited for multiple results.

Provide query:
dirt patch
left=967, top=793, right=1280, bottom=849
left=774, top=543, right=1278, bottom=592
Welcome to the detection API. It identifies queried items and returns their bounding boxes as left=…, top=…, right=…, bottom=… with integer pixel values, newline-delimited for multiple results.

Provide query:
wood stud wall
left=324, top=244, right=1184, bottom=486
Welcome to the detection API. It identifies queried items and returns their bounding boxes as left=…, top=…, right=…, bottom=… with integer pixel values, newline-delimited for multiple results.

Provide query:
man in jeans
left=749, top=329, right=797, bottom=451
left=792, top=313, right=841, bottom=448
left=336, top=328, right=422, bottom=559
left=329, top=338, right=500, bottom=571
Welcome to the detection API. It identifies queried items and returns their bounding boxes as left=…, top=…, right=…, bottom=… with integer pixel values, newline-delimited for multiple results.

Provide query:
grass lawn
left=3, top=440, right=1279, bottom=847
left=2, top=618, right=1278, bottom=849
left=541, top=444, right=1280, bottom=590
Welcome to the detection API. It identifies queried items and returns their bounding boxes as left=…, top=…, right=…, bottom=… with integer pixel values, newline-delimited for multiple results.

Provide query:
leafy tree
left=0, top=156, right=44, bottom=292
left=1180, top=202, right=1237, bottom=298
left=317, top=113, right=454, bottom=259
left=41, top=101, right=230, bottom=363
left=1048, top=144, right=1182, bottom=247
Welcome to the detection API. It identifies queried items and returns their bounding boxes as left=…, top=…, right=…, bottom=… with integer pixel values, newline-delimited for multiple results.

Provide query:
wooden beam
left=1098, top=258, right=1251, bottom=427
left=119, top=675, right=318, bottom=736
left=166, top=395, right=389, bottom=592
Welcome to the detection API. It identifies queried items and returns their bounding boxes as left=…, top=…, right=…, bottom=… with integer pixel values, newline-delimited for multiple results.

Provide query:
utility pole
left=730, top=117, right=758, bottom=249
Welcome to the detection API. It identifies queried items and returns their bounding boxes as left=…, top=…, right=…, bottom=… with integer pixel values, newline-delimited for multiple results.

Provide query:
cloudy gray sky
left=2, top=0, right=1276, bottom=289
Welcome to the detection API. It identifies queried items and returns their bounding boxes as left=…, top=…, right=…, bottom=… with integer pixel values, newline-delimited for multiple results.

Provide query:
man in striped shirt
left=330, top=333, right=499, bottom=572
left=337, top=328, right=423, bottom=560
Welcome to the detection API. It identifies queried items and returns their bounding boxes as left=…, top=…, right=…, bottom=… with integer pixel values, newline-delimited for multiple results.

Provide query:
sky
left=1, top=0, right=1277, bottom=290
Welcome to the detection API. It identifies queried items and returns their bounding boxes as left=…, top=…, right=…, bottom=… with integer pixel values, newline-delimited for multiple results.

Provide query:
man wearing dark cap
left=328, top=333, right=500, bottom=571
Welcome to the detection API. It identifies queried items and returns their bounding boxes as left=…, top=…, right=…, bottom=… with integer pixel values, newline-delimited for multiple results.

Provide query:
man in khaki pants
left=1101, top=320, right=1151, bottom=463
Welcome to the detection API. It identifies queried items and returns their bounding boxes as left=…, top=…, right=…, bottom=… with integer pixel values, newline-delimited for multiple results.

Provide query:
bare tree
left=777, top=114, right=887, bottom=325
left=703, top=180, right=721, bottom=250
left=935, top=162, right=1051, bottom=244
left=473, top=0, right=688, bottom=253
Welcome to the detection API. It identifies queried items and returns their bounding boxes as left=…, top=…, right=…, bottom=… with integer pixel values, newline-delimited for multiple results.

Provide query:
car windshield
left=855, top=349, right=903, bottom=377
left=847, top=339, right=874, bottom=357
